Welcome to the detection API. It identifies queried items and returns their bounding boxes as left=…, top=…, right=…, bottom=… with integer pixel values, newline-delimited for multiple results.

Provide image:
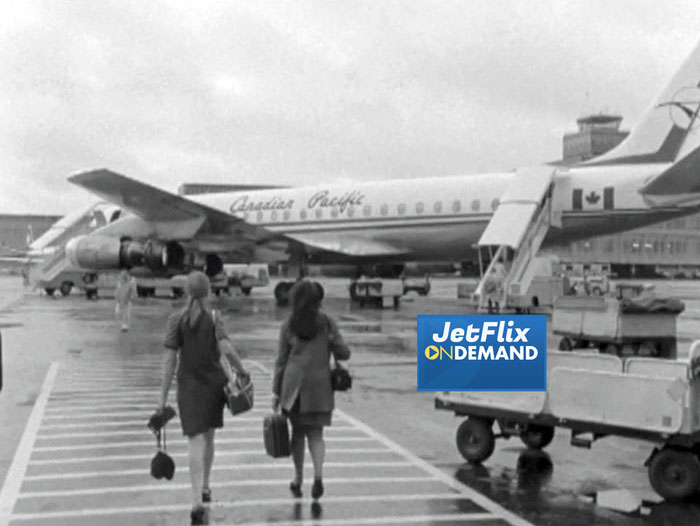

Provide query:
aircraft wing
left=286, top=232, right=407, bottom=258
left=69, top=169, right=270, bottom=241
left=69, top=169, right=408, bottom=259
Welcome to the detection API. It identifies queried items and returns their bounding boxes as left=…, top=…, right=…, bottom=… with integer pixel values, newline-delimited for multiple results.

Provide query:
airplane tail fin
left=585, top=38, right=700, bottom=167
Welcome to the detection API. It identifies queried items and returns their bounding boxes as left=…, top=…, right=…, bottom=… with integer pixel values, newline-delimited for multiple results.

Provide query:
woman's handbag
left=330, top=358, right=352, bottom=391
left=224, top=374, right=254, bottom=416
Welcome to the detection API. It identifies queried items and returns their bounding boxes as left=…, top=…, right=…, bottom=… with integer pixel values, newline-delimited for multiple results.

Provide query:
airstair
left=27, top=203, right=116, bottom=290
left=474, top=165, right=560, bottom=312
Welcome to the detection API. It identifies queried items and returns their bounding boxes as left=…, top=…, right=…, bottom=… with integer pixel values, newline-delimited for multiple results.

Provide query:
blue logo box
left=417, top=315, right=547, bottom=391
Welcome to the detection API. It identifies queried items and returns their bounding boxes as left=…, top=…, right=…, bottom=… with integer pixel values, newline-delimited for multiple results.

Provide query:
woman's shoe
left=311, top=478, right=324, bottom=500
left=190, top=505, right=206, bottom=525
left=202, top=488, right=211, bottom=503
left=289, top=481, right=303, bottom=498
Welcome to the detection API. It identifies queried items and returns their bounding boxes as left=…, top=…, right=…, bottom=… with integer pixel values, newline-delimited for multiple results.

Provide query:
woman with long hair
left=272, top=279, right=351, bottom=500
left=158, top=271, right=249, bottom=525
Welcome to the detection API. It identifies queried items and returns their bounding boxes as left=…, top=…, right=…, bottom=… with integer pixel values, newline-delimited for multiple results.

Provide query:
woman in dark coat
left=272, top=279, right=351, bottom=500
left=158, top=271, right=249, bottom=525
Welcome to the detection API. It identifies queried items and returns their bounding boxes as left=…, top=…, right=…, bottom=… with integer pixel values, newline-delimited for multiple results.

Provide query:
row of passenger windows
left=573, top=237, right=694, bottom=256
left=241, top=198, right=500, bottom=222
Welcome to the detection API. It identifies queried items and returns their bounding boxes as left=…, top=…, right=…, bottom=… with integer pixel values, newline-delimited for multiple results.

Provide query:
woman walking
left=158, top=271, right=249, bottom=525
left=272, top=279, right=351, bottom=500
left=114, top=270, right=136, bottom=331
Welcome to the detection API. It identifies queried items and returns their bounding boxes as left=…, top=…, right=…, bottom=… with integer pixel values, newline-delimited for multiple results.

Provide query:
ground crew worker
left=114, top=270, right=137, bottom=331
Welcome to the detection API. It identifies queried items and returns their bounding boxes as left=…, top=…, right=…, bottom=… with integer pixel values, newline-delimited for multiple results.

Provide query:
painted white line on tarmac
left=41, top=408, right=267, bottom=419
left=248, top=360, right=535, bottom=526
left=44, top=399, right=273, bottom=412
left=36, top=424, right=358, bottom=439
left=24, top=460, right=413, bottom=481
left=8, top=492, right=467, bottom=521
left=32, top=435, right=372, bottom=452
left=19, top=475, right=434, bottom=499
left=0, top=361, right=59, bottom=526
left=28, top=447, right=392, bottom=466
left=223, top=514, right=498, bottom=526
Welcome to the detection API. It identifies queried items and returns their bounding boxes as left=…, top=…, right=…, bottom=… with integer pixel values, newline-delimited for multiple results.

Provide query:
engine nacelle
left=66, top=235, right=121, bottom=269
left=66, top=235, right=186, bottom=272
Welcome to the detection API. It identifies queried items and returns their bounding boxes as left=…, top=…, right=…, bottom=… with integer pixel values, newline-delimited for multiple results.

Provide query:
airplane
left=65, top=37, right=700, bottom=304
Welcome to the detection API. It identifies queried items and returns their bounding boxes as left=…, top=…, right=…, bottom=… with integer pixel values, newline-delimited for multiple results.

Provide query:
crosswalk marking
left=1, top=358, right=532, bottom=526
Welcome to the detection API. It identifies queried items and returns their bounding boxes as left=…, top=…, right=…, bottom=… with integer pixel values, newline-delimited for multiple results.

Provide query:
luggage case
left=263, top=413, right=290, bottom=458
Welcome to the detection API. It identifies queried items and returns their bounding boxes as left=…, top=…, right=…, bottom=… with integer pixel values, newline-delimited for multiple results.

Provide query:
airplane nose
left=65, top=235, right=85, bottom=268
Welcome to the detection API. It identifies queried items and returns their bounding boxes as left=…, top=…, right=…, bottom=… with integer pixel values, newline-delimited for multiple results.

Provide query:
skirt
left=177, top=377, right=225, bottom=437
left=284, top=397, right=331, bottom=429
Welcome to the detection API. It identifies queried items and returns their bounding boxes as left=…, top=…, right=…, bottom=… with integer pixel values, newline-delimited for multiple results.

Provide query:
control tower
left=562, top=114, right=629, bottom=164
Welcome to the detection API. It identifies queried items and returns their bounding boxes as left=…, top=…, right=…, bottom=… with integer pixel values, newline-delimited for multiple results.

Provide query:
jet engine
left=66, top=235, right=186, bottom=272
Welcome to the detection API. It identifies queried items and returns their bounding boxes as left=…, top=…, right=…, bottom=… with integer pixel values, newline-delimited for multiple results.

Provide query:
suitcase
left=263, top=413, right=290, bottom=458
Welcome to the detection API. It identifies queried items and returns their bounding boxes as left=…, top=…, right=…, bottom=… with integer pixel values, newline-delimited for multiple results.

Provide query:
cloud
left=0, top=0, right=699, bottom=214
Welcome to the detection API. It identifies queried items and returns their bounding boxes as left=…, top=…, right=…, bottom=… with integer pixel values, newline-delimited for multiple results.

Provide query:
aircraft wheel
left=456, top=417, right=495, bottom=464
left=171, top=287, right=184, bottom=299
left=59, top=281, right=73, bottom=297
left=240, top=287, right=252, bottom=296
left=558, top=338, right=572, bottom=351
left=349, top=282, right=359, bottom=301
left=648, top=448, right=700, bottom=501
left=44, top=288, right=55, bottom=297
left=520, top=425, right=555, bottom=449
left=136, top=285, right=148, bottom=298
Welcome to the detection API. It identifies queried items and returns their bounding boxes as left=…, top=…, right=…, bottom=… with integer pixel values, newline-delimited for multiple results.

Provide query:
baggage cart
left=435, top=344, right=700, bottom=501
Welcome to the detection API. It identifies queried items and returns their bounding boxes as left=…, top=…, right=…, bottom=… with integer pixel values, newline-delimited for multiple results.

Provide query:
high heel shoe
left=289, top=481, right=303, bottom=498
left=311, top=478, right=324, bottom=500
left=190, top=504, right=206, bottom=525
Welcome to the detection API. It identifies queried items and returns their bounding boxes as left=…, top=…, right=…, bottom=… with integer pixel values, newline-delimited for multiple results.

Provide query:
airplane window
left=433, top=201, right=442, bottom=213
left=471, top=199, right=480, bottom=211
left=283, top=210, right=291, bottom=221
left=363, top=204, right=372, bottom=217
left=256, top=211, right=263, bottom=222
left=347, top=206, right=355, bottom=218
left=415, top=202, right=424, bottom=214
left=398, top=203, right=406, bottom=216
left=300, top=209, right=307, bottom=220
left=452, top=200, right=461, bottom=213
left=331, top=207, right=339, bottom=218
left=491, top=198, right=499, bottom=210
left=316, top=208, right=323, bottom=219
left=271, top=210, right=278, bottom=221
left=380, top=204, right=388, bottom=216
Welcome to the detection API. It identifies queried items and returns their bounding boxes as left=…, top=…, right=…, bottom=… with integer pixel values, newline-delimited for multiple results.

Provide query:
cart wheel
left=520, top=425, right=555, bottom=449
left=558, top=338, right=572, bottom=351
left=456, top=417, right=495, bottom=463
left=648, top=448, right=700, bottom=501
left=592, top=286, right=603, bottom=296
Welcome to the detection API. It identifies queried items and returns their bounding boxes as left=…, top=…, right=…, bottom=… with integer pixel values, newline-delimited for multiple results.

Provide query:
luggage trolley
left=435, top=343, right=700, bottom=501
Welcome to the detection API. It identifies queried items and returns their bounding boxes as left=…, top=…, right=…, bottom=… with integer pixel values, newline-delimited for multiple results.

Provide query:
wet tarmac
left=1, top=275, right=700, bottom=525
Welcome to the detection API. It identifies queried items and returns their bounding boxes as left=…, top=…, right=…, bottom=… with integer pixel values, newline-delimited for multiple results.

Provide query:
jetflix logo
left=416, top=315, right=547, bottom=391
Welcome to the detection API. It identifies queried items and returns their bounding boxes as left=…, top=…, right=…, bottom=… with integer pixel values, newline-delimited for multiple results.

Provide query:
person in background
left=158, top=271, right=250, bottom=525
left=114, top=270, right=137, bottom=331
left=272, top=279, right=351, bottom=500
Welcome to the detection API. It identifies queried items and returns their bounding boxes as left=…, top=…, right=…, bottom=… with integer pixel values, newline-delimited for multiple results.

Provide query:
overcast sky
left=1, top=0, right=699, bottom=215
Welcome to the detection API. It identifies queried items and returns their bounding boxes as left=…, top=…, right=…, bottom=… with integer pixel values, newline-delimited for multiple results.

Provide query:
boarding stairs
left=29, top=246, right=69, bottom=288
left=474, top=165, right=560, bottom=312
